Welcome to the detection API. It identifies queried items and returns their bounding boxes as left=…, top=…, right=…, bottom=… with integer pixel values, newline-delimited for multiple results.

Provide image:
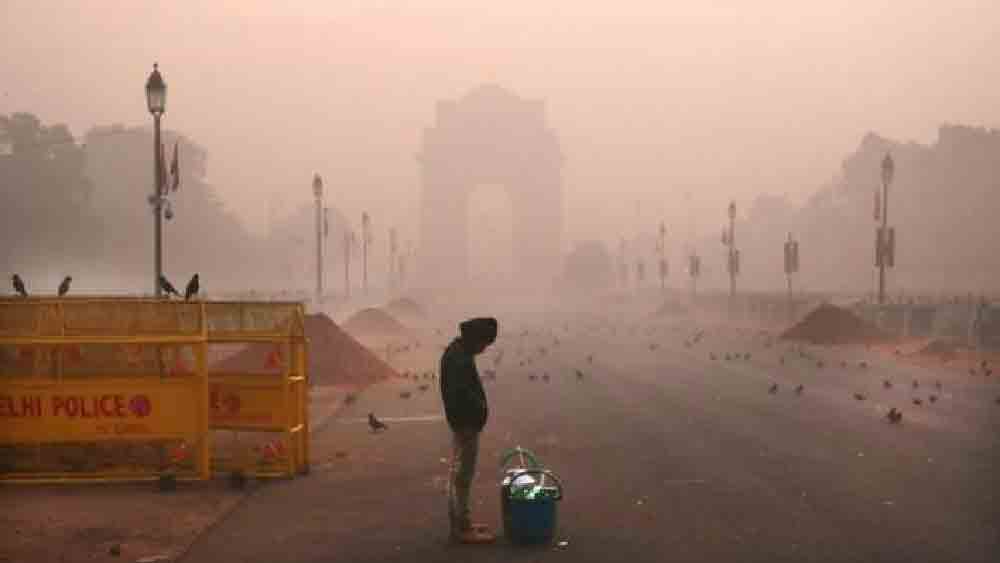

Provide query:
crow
left=11, top=274, right=27, bottom=297
left=887, top=408, right=902, bottom=424
left=858, top=361, right=868, bottom=369
left=399, top=391, right=412, bottom=399
left=769, top=383, right=779, bottom=394
left=928, top=394, right=938, bottom=404
left=794, top=384, right=804, bottom=396
left=883, top=380, right=893, bottom=389
left=912, top=398, right=923, bottom=406
left=368, top=412, right=387, bottom=432
left=575, top=369, right=584, bottom=381
left=184, top=273, right=200, bottom=301
left=853, top=392, right=867, bottom=401
left=57, top=276, right=72, bottom=297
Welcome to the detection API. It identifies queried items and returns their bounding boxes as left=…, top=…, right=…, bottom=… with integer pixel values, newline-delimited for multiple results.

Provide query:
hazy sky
left=3, top=1, right=998, bottom=252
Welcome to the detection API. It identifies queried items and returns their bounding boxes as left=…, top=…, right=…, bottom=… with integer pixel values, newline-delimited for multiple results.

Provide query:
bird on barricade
left=11, top=274, right=28, bottom=297
left=159, top=275, right=180, bottom=298
left=58, top=276, right=72, bottom=297
left=184, top=273, right=200, bottom=301
left=368, top=412, right=388, bottom=433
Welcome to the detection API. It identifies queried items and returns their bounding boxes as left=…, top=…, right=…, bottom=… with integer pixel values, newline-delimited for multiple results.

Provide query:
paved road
left=182, top=312, right=999, bottom=563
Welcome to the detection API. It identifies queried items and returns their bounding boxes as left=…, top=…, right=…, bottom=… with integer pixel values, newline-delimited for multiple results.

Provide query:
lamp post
left=876, top=153, right=895, bottom=305
left=784, top=232, right=799, bottom=320
left=361, top=212, right=371, bottom=294
left=145, top=63, right=167, bottom=298
left=656, top=221, right=668, bottom=292
left=313, top=174, right=324, bottom=304
left=724, top=201, right=738, bottom=298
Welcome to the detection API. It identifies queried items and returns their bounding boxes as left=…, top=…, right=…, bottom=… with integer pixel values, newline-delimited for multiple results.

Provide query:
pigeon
left=769, top=383, right=779, bottom=394
left=725, top=354, right=732, bottom=361
left=912, top=380, right=919, bottom=389
left=368, top=412, right=387, bottom=432
left=11, top=274, right=27, bottom=297
left=528, top=374, right=537, bottom=381
left=968, top=368, right=977, bottom=376
left=779, top=356, right=784, bottom=366
left=57, top=276, right=72, bottom=297
left=710, top=353, right=717, bottom=361
left=575, top=369, right=585, bottom=381
left=587, top=355, right=594, bottom=364
left=883, top=380, right=893, bottom=389
left=858, top=361, right=868, bottom=369
left=912, top=398, right=923, bottom=406
left=542, top=373, right=550, bottom=382
left=986, top=369, right=993, bottom=377
left=158, top=275, right=180, bottom=297
left=343, top=393, right=357, bottom=405
left=816, top=360, right=824, bottom=369
left=840, top=360, right=848, bottom=368
left=934, top=381, right=942, bottom=391
left=928, top=394, right=938, bottom=404
left=744, top=353, right=751, bottom=361
left=184, top=273, right=200, bottom=301
left=649, top=343, right=659, bottom=351
left=853, top=392, right=867, bottom=401
left=794, top=384, right=804, bottom=396
left=887, top=408, right=903, bottom=424
left=399, top=391, right=412, bottom=399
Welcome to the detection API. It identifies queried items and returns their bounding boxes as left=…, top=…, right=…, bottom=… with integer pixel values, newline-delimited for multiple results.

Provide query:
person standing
left=440, top=317, right=498, bottom=544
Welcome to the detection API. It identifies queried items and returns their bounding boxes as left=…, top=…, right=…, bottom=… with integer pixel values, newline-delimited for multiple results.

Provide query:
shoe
left=451, top=527, right=497, bottom=544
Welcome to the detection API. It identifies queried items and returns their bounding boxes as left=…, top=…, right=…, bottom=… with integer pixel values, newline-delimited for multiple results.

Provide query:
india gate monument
left=417, top=85, right=564, bottom=289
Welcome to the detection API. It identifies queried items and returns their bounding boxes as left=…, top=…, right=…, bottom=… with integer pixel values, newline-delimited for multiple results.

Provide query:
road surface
left=181, top=310, right=999, bottom=563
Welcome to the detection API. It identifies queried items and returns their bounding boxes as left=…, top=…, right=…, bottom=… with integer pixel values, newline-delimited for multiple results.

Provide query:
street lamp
left=784, top=233, right=800, bottom=320
left=145, top=63, right=167, bottom=298
left=724, top=201, right=738, bottom=298
left=657, top=221, right=668, bottom=292
left=313, top=173, right=324, bottom=305
left=876, top=153, right=895, bottom=305
left=361, top=212, right=372, bottom=293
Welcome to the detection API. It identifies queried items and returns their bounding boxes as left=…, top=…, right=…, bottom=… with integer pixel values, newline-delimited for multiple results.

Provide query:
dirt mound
left=216, top=313, right=397, bottom=386
left=781, top=304, right=888, bottom=345
left=342, top=307, right=410, bottom=338
left=384, top=297, right=427, bottom=320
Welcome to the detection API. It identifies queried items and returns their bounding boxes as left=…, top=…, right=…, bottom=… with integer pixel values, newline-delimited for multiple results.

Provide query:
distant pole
left=313, top=174, right=324, bottom=304
left=362, top=212, right=371, bottom=294
left=784, top=232, right=799, bottom=321
left=877, top=153, right=894, bottom=305
left=343, top=230, right=354, bottom=298
left=726, top=201, right=737, bottom=299
left=657, top=221, right=667, bottom=293
left=389, top=227, right=398, bottom=292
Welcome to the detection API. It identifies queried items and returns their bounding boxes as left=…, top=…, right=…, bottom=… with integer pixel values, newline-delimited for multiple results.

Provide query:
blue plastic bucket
left=501, top=468, right=564, bottom=544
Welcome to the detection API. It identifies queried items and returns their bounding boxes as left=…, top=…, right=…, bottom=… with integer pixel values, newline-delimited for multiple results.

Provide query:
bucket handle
left=499, top=446, right=541, bottom=471
left=505, top=468, right=564, bottom=501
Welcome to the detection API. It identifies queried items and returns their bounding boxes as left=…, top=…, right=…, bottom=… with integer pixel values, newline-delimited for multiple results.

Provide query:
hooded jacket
left=440, top=337, right=489, bottom=432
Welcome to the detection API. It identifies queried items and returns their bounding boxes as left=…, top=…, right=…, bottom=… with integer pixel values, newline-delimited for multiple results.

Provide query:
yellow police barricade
left=203, top=302, right=309, bottom=482
left=0, top=298, right=210, bottom=484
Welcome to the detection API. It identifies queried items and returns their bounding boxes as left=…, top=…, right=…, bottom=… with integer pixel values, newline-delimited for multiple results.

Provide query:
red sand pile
left=216, top=313, right=397, bottom=386
left=781, top=304, right=888, bottom=345
left=342, top=307, right=410, bottom=339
